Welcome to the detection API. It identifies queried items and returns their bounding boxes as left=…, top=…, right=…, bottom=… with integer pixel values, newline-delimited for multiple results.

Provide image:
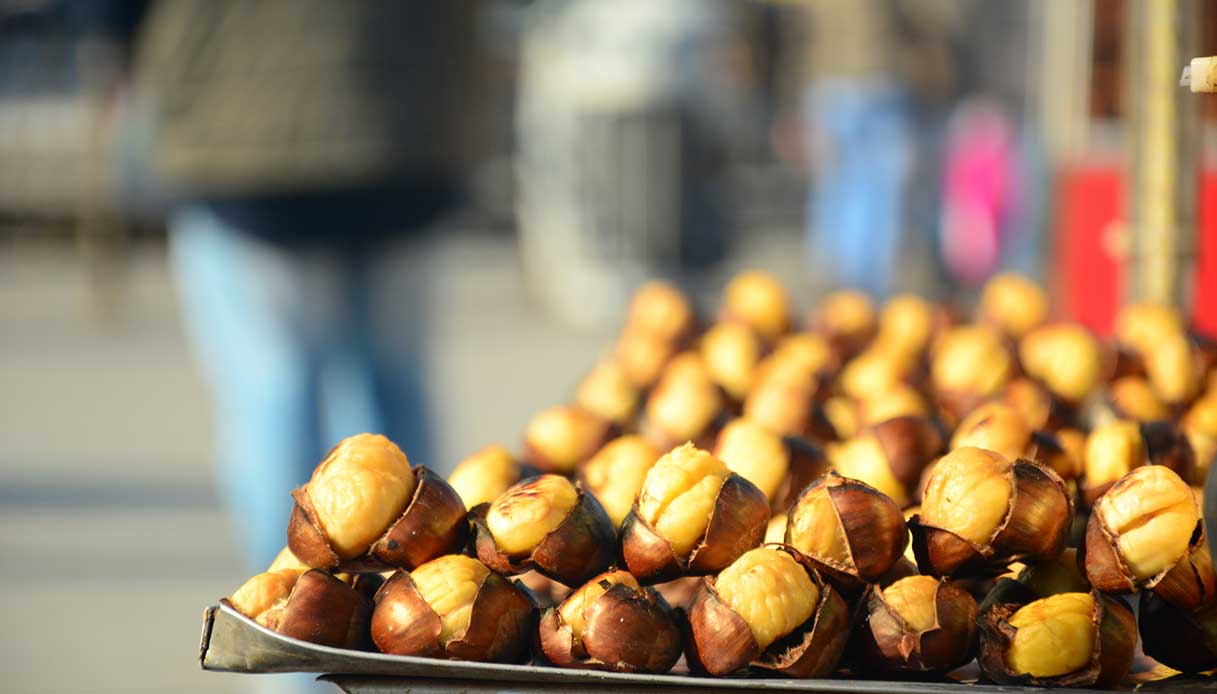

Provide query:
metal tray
left=199, top=602, right=1215, bottom=693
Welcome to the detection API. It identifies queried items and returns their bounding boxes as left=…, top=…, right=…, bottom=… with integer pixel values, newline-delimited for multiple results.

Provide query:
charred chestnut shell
left=370, top=568, right=534, bottom=662
left=976, top=582, right=1136, bottom=689
left=910, top=460, right=1072, bottom=578
left=853, top=577, right=978, bottom=674
left=470, top=482, right=616, bottom=587
left=619, top=472, right=769, bottom=584
left=288, top=466, right=468, bottom=572
left=224, top=569, right=376, bottom=650
left=537, top=577, right=682, bottom=673
left=684, top=548, right=850, bottom=677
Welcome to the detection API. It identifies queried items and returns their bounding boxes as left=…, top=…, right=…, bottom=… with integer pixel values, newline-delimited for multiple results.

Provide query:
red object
left=1056, top=164, right=1217, bottom=339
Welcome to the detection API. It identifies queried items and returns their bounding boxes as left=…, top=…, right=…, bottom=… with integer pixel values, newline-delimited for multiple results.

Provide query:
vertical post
left=1031, top=0, right=1094, bottom=163
left=1124, top=0, right=1200, bottom=311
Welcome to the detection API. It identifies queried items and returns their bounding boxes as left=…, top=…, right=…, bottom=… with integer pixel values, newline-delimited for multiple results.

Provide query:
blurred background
left=0, top=0, right=1215, bottom=691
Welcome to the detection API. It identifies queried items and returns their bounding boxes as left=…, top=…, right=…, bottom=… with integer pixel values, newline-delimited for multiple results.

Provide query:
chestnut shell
left=536, top=582, right=682, bottom=673
left=370, top=568, right=534, bottom=662
left=853, top=579, right=978, bottom=674
left=869, top=415, right=945, bottom=503
left=910, top=459, right=1072, bottom=578
left=287, top=466, right=468, bottom=572
left=1139, top=590, right=1217, bottom=673
left=225, top=569, right=375, bottom=650
left=619, top=472, right=769, bottom=584
left=470, top=482, right=616, bottom=587
left=976, top=586, right=1136, bottom=688
left=684, top=551, right=850, bottom=677
left=1083, top=508, right=1215, bottom=610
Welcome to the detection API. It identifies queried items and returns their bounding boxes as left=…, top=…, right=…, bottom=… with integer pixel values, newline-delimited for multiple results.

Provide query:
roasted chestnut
left=1079, top=420, right=1146, bottom=506
left=1018, top=323, right=1102, bottom=405
left=619, top=443, right=769, bottom=583
left=1015, top=548, right=1090, bottom=597
left=977, top=589, right=1135, bottom=688
left=809, top=290, right=877, bottom=359
left=910, top=447, right=1071, bottom=577
left=700, top=322, right=763, bottom=401
left=574, top=360, right=639, bottom=427
left=447, top=445, right=520, bottom=510
left=949, top=401, right=1032, bottom=463
left=1138, top=590, right=1217, bottom=673
left=522, top=406, right=614, bottom=475
left=930, top=325, right=1013, bottom=424
left=837, top=346, right=915, bottom=402
left=719, top=270, right=790, bottom=343
left=579, top=434, right=661, bottom=528
left=537, top=569, right=682, bottom=673
left=1104, top=376, right=1171, bottom=422
left=854, top=575, right=978, bottom=674
left=227, top=566, right=376, bottom=649
left=827, top=415, right=943, bottom=508
left=622, top=280, right=695, bottom=345
left=1115, top=302, right=1184, bottom=357
left=1000, top=378, right=1054, bottom=431
left=614, top=327, right=678, bottom=390
left=641, top=352, right=725, bottom=450
left=1083, top=464, right=1215, bottom=610
left=371, top=555, right=534, bottom=662
left=685, top=546, right=850, bottom=677
left=471, top=474, right=616, bottom=586
left=712, top=418, right=789, bottom=504
left=875, top=293, right=935, bottom=358
left=742, top=375, right=823, bottom=439
left=1145, top=330, right=1201, bottom=406
left=287, top=434, right=468, bottom=572
left=977, top=273, right=1048, bottom=339
left=1183, top=392, right=1217, bottom=484
left=755, top=332, right=836, bottom=386
left=784, top=472, right=909, bottom=594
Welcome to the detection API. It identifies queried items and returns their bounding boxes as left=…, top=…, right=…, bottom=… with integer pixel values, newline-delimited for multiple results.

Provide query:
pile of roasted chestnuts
left=223, top=272, right=1217, bottom=687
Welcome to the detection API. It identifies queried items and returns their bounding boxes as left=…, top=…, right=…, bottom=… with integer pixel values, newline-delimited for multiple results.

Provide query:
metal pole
left=1124, top=0, right=1200, bottom=312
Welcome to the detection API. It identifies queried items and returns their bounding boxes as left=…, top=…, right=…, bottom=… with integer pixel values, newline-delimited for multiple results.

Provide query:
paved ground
left=0, top=225, right=866, bottom=692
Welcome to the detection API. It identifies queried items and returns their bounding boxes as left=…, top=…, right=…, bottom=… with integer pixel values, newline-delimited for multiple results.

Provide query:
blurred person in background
left=123, top=0, right=476, bottom=575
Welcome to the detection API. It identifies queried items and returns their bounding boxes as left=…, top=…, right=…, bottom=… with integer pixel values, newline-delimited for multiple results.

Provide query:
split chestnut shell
left=684, top=546, right=850, bottom=677
left=288, top=465, right=469, bottom=573
left=536, top=571, right=682, bottom=673
left=370, top=561, right=534, bottom=662
left=853, top=575, right=978, bottom=674
left=471, top=477, right=616, bottom=587
left=225, top=568, right=377, bottom=650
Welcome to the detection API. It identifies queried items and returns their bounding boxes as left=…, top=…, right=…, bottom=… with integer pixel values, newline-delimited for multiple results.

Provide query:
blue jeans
left=806, top=81, right=912, bottom=298
left=169, top=205, right=433, bottom=571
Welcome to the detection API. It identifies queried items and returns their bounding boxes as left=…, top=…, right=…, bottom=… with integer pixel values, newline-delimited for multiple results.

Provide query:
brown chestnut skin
left=537, top=574, right=682, bottom=673
left=910, top=457, right=1072, bottom=578
left=1139, top=590, right=1217, bottom=673
left=619, top=472, right=770, bottom=585
left=684, top=548, right=850, bottom=677
left=226, top=569, right=375, bottom=650
left=853, top=576, right=978, bottom=674
left=370, top=567, right=534, bottom=662
left=288, top=466, right=469, bottom=573
left=869, top=415, right=946, bottom=504
left=1141, top=419, right=1198, bottom=483
left=470, top=481, right=616, bottom=588
left=784, top=472, right=910, bottom=597
left=976, top=586, right=1136, bottom=689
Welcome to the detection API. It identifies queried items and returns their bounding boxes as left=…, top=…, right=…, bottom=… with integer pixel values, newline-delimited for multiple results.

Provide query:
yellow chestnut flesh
left=744, top=380, right=813, bottom=437
left=615, top=328, right=675, bottom=389
left=829, top=435, right=908, bottom=508
left=921, top=447, right=1013, bottom=546
left=701, top=322, right=762, bottom=400
left=306, top=433, right=417, bottom=560
left=816, top=290, right=876, bottom=340
left=1116, top=302, right=1183, bottom=355
left=765, top=514, right=789, bottom=544
left=1095, top=465, right=1198, bottom=581
left=715, top=547, right=819, bottom=650
left=525, top=406, right=605, bottom=473
left=714, top=419, right=789, bottom=501
left=410, top=555, right=491, bottom=645
left=882, top=575, right=940, bottom=633
left=582, top=435, right=661, bottom=527
left=1004, top=593, right=1095, bottom=678
left=1146, top=332, right=1198, bottom=405
left=861, top=384, right=928, bottom=424
left=558, top=570, right=641, bottom=640
left=1019, top=324, right=1101, bottom=402
left=1002, top=379, right=1052, bottom=431
left=1084, top=420, right=1145, bottom=487
left=723, top=271, right=790, bottom=341
left=268, top=546, right=310, bottom=574
left=768, top=333, right=834, bottom=378
left=647, top=353, right=723, bottom=442
left=950, top=402, right=1031, bottom=463
left=626, top=281, right=693, bottom=342
left=448, top=445, right=519, bottom=509
left=1110, top=377, right=1170, bottom=422
left=575, top=361, right=638, bottom=426
left=637, top=443, right=729, bottom=557
left=932, top=326, right=1012, bottom=397
left=486, top=475, right=579, bottom=556
left=839, top=348, right=909, bottom=401
left=980, top=273, right=1048, bottom=338
left=823, top=397, right=860, bottom=440
left=229, top=569, right=298, bottom=623
left=878, top=294, right=933, bottom=356
left=786, top=481, right=852, bottom=567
